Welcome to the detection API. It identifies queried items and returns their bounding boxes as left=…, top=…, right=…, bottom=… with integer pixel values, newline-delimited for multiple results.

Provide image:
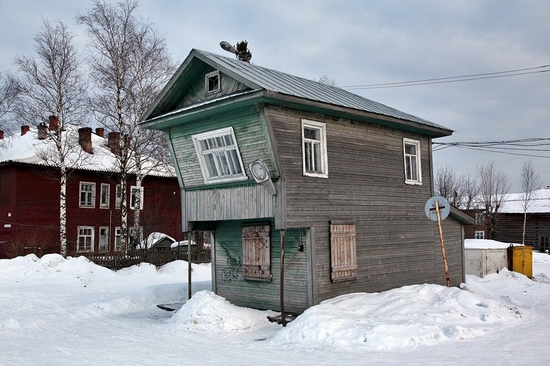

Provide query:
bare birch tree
left=14, top=20, right=88, bottom=256
left=77, top=0, right=174, bottom=252
left=434, top=163, right=462, bottom=207
left=434, top=164, right=478, bottom=209
left=0, top=73, right=21, bottom=134
left=519, top=160, right=541, bottom=245
left=461, top=174, right=479, bottom=210
left=477, top=161, right=511, bottom=239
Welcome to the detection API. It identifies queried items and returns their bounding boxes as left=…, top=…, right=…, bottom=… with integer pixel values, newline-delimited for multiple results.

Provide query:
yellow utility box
left=507, top=245, right=533, bottom=278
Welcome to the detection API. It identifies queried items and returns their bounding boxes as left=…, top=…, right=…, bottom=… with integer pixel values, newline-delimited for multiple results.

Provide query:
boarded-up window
left=330, top=223, right=357, bottom=282
left=242, top=224, right=271, bottom=281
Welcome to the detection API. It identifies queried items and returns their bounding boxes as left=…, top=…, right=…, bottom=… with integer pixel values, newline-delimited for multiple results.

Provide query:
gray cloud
left=1, top=0, right=548, bottom=190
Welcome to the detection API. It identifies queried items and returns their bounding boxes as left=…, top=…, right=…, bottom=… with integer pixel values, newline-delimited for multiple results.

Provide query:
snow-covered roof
left=0, top=125, right=175, bottom=177
left=138, top=232, right=176, bottom=249
left=499, top=188, right=550, bottom=214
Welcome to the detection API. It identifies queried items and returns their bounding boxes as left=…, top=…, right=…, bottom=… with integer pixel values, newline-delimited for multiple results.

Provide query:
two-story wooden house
left=141, top=49, right=471, bottom=313
left=0, top=122, right=182, bottom=258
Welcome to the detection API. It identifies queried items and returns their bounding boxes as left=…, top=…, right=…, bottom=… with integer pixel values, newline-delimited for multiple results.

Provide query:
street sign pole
left=435, top=200, right=451, bottom=287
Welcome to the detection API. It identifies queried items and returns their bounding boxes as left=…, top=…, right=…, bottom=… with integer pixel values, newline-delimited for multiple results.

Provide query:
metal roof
left=191, top=49, right=451, bottom=132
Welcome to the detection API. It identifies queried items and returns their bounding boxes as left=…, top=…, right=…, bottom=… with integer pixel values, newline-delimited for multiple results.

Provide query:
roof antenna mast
left=220, top=41, right=252, bottom=63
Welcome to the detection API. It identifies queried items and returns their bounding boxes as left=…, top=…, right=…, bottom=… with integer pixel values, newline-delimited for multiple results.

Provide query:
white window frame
left=403, top=138, right=422, bottom=185
left=114, top=227, right=122, bottom=251
left=205, top=70, right=221, bottom=93
left=130, top=186, right=144, bottom=210
left=100, top=183, right=110, bottom=209
left=475, top=231, right=485, bottom=239
left=98, top=226, right=109, bottom=251
left=116, top=185, right=122, bottom=209
left=79, top=182, right=96, bottom=208
left=301, top=119, right=328, bottom=178
left=192, top=127, right=247, bottom=184
left=77, top=226, right=94, bottom=252
left=475, top=213, right=484, bottom=225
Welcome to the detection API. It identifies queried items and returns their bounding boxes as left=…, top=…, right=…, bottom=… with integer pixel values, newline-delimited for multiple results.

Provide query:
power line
left=432, top=137, right=550, bottom=158
left=341, top=65, right=550, bottom=90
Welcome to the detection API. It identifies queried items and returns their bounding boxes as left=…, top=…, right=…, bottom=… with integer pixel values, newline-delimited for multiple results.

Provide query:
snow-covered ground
left=1, top=240, right=550, bottom=365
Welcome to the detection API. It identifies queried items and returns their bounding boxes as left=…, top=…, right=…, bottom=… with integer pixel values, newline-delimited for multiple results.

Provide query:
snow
left=499, top=188, right=550, bottom=214
left=465, top=238, right=519, bottom=249
left=2, top=248, right=550, bottom=364
left=0, top=125, right=175, bottom=177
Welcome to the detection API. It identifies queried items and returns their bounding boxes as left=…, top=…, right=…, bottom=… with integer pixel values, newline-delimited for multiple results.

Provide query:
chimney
left=95, top=127, right=105, bottom=137
left=37, top=123, right=48, bottom=140
left=48, top=115, right=58, bottom=131
left=78, top=127, right=93, bottom=154
left=0, top=130, right=4, bottom=140
left=21, top=125, right=30, bottom=136
left=108, top=131, right=121, bottom=155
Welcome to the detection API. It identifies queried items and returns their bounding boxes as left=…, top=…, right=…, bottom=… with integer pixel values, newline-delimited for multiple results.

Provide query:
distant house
left=141, top=49, right=470, bottom=313
left=0, top=120, right=182, bottom=259
left=465, top=188, right=550, bottom=252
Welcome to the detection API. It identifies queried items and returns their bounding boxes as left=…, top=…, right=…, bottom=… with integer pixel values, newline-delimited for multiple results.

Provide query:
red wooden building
left=0, top=122, right=182, bottom=259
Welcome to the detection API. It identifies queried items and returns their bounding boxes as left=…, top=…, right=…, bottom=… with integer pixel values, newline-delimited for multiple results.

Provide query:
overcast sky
left=1, top=0, right=548, bottom=191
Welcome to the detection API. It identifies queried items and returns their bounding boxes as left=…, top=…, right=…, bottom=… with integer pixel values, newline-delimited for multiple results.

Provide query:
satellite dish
left=424, top=196, right=450, bottom=221
left=220, top=41, right=238, bottom=55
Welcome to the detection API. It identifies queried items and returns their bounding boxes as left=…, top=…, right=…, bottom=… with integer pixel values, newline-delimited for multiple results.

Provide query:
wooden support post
left=280, top=229, right=286, bottom=326
left=435, top=201, right=451, bottom=287
left=188, top=231, right=192, bottom=300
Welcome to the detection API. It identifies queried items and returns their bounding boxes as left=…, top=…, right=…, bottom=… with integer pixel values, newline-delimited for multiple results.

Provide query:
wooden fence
left=80, top=248, right=211, bottom=271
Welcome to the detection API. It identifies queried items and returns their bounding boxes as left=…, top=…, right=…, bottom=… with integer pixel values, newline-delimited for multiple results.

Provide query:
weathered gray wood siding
left=169, top=105, right=275, bottom=188
left=177, top=67, right=250, bottom=109
left=213, top=220, right=309, bottom=313
left=185, top=183, right=278, bottom=221
left=168, top=105, right=283, bottom=226
left=266, top=105, right=453, bottom=303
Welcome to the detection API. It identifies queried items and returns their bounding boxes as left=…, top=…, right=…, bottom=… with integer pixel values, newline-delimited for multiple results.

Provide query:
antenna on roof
left=220, top=41, right=252, bottom=63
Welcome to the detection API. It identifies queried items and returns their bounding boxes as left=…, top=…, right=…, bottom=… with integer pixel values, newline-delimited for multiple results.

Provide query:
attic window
left=192, top=127, right=247, bottom=184
left=205, top=71, right=221, bottom=93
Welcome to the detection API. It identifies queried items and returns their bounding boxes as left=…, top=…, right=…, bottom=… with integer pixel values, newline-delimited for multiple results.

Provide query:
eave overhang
left=141, top=90, right=453, bottom=138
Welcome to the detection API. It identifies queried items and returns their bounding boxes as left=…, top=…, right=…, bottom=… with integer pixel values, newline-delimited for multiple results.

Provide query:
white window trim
left=114, top=227, right=122, bottom=251
left=79, top=182, right=96, bottom=208
left=116, top=185, right=122, bottom=209
left=98, top=226, right=109, bottom=252
left=301, top=119, right=328, bottom=178
left=130, top=186, right=144, bottom=210
left=77, top=226, right=94, bottom=253
left=192, top=127, right=247, bottom=184
left=403, top=138, right=422, bottom=185
left=475, top=231, right=485, bottom=239
left=100, top=183, right=110, bottom=209
left=205, top=70, right=221, bottom=93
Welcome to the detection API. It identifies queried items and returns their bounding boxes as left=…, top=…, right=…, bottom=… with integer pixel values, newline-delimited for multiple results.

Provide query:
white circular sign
left=424, top=196, right=451, bottom=221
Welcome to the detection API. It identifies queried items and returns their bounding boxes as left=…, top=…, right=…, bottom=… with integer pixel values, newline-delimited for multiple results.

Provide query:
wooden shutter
left=330, top=223, right=357, bottom=281
left=242, top=224, right=272, bottom=280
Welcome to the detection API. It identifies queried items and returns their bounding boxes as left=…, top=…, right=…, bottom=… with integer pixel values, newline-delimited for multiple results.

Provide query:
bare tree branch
left=77, top=0, right=175, bottom=252
left=14, top=19, right=88, bottom=256
left=477, top=161, right=511, bottom=239
left=520, top=160, right=541, bottom=244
